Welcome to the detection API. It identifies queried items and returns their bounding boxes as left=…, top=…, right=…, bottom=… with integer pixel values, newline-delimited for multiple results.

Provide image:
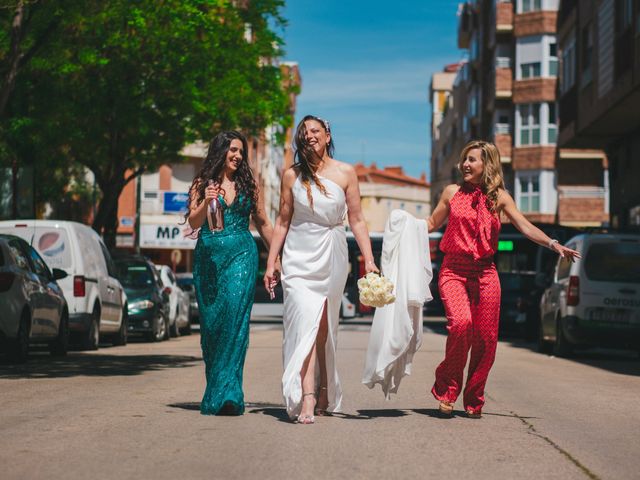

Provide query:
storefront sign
left=140, top=224, right=197, bottom=249
left=163, top=192, right=189, bottom=213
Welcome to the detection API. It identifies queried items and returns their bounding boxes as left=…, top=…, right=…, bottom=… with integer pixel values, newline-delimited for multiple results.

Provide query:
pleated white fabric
left=362, top=209, right=432, bottom=399
left=281, top=175, right=349, bottom=419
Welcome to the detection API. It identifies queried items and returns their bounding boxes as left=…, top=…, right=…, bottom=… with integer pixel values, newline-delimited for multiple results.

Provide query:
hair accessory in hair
left=316, top=117, right=331, bottom=133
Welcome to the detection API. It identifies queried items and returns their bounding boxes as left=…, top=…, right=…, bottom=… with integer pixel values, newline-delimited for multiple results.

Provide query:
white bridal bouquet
left=358, top=272, right=396, bottom=308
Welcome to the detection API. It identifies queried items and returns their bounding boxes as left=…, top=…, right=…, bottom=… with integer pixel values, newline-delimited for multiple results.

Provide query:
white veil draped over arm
left=362, top=209, right=432, bottom=399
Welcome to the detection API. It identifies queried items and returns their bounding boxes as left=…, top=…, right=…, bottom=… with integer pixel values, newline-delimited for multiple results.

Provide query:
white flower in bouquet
left=358, top=272, right=395, bottom=308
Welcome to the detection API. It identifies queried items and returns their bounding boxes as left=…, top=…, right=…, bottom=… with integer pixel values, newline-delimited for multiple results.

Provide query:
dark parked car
left=113, top=255, right=170, bottom=342
left=0, top=234, right=69, bottom=362
left=175, top=272, right=199, bottom=324
left=498, top=271, right=538, bottom=338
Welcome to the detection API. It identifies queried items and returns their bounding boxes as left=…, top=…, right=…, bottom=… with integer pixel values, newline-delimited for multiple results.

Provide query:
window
left=560, top=33, right=576, bottom=93
left=519, top=104, right=541, bottom=145
left=581, top=24, right=593, bottom=85
left=556, top=248, right=574, bottom=280
left=518, top=174, right=540, bottom=213
left=521, top=62, right=541, bottom=79
left=548, top=43, right=558, bottom=76
left=26, top=245, right=51, bottom=279
left=416, top=205, right=423, bottom=215
left=99, top=241, right=117, bottom=278
left=8, top=239, right=30, bottom=271
left=521, top=0, right=542, bottom=13
left=548, top=103, right=557, bottom=144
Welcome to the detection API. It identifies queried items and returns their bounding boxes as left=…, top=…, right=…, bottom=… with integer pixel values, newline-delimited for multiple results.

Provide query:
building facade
left=354, top=164, right=430, bottom=233
left=431, top=0, right=609, bottom=227
left=556, top=0, right=640, bottom=229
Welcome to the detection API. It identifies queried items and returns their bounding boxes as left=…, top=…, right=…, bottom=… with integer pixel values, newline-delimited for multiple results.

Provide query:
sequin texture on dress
left=193, top=194, right=258, bottom=415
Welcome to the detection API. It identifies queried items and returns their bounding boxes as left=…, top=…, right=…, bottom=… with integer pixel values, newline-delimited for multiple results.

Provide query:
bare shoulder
left=497, top=188, right=514, bottom=204
left=334, top=160, right=356, bottom=178
left=282, top=166, right=298, bottom=186
left=442, top=183, right=461, bottom=202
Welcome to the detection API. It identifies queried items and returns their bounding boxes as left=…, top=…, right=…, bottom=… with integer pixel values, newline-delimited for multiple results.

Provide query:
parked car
left=0, top=234, right=69, bottom=362
left=156, top=265, right=191, bottom=336
left=0, top=220, right=127, bottom=349
left=539, top=233, right=640, bottom=356
left=175, top=272, right=199, bottom=323
left=114, top=255, right=170, bottom=342
left=498, top=271, right=538, bottom=337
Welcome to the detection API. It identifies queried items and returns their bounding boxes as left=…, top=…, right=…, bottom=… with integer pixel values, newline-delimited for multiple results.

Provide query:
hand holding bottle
left=206, top=180, right=224, bottom=232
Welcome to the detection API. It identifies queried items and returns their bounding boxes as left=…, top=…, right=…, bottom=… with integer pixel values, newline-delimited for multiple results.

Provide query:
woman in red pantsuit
left=427, top=140, right=579, bottom=418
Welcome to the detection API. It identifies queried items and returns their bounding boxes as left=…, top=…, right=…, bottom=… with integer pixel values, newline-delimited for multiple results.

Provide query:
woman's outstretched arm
left=498, top=189, right=581, bottom=260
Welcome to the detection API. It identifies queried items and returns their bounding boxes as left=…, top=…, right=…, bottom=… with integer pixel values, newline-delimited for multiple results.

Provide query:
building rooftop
left=355, top=163, right=429, bottom=188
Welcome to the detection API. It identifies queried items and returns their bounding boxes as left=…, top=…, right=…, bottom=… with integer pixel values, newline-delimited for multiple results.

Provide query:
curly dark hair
left=293, top=115, right=334, bottom=210
left=184, top=131, right=257, bottom=226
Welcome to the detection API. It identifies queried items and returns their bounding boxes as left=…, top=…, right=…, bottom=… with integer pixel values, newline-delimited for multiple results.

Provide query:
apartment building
left=431, top=0, right=608, bottom=227
left=556, top=0, right=640, bottom=229
left=355, top=164, right=430, bottom=233
left=430, top=63, right=463, bottom=207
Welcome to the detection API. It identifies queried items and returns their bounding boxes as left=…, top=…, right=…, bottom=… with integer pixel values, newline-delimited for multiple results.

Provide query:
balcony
left=558, top=187, right=608, bottom=226
left=495, top=128, right=513, bottom=162
left=496, top=66, right=513, bottom=99
left=513, top=78, right=556, bottom=104
left=514, top=10, right=558, bottom=37
left=496, top=1, right=514, bottom=33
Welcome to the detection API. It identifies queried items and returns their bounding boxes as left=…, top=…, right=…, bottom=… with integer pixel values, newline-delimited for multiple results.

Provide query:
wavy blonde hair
left=457, top=140, right=505, bottom=213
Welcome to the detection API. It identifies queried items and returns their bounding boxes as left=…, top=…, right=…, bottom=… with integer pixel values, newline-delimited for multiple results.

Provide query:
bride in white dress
left=264, top=115, right=378, bottom=424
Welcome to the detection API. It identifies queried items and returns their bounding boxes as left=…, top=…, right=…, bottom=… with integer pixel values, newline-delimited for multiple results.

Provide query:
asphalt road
left=1, top=318, right=639, bottom=480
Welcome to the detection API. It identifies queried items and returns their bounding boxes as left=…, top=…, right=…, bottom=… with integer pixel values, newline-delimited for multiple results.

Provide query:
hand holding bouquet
left=358, top=272, right=395, bottom=308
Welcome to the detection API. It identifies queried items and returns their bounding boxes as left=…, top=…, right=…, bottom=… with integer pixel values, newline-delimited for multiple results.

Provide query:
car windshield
left=176, top=276, right=193, bottom=291
left=116, top=262, right=155, bottom=288
left=584, top=241, right=640, bottom=283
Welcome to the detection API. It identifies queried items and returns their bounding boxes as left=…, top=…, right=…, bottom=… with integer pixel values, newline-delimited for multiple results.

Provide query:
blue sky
left=281, top=0, right=463, bottom=180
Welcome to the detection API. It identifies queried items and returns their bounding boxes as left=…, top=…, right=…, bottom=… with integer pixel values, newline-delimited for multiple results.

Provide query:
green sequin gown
left=193, top=194, right=258, bottom=415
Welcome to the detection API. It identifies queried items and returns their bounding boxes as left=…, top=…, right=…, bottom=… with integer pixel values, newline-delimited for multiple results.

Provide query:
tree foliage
left=2, top=0, right=292, bottom=247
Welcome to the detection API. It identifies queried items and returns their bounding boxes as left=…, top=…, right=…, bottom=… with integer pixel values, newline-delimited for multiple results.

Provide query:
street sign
left=140, top=224, right=197, bottom=249
left=163, top=192, right=189, bottom=213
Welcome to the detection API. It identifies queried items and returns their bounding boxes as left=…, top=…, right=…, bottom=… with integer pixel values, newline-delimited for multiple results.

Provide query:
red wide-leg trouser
left=431, top=254, right=501, bottom=414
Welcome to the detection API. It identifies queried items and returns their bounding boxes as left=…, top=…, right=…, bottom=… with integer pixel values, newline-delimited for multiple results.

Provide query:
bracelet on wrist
left=548, top=238, right=559, bottom=249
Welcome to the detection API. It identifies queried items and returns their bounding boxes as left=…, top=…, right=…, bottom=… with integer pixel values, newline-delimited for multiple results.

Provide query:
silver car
left=0, top=234, right=69, bottom=362
left=539, top=233, right=640, bottom=356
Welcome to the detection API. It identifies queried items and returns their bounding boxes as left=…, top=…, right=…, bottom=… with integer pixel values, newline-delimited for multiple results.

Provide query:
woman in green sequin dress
left=186, top=131, right=277, bottom=416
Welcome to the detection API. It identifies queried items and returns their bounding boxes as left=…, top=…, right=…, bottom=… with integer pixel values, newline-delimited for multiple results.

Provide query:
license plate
left=589, top=309, right=631, bottom=324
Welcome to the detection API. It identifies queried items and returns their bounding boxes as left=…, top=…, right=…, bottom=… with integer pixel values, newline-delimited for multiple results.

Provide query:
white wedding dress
left=281, top=175, right=348, bottom=419
left=362, top=209, right=432, bottom=398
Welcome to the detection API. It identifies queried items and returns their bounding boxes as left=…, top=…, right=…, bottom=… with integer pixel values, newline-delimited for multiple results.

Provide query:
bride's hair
left=457, top=140, right=505, bottom=213
left=293, top=115, right=334, bottom=210
left=184, top=131, right=257, bottom=227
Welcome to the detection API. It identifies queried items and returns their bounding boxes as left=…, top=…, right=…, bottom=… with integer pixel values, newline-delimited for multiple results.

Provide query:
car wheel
left=49, top=309, right=69, bottom=356
left=553, top=316, right=573, bottom=358
left=180, top=320, right=192, bottom=336
left=8, top=310, right=30, bottom=363
left=81, top=306, right=100, bottom=351
left=149, top=313, right=166, bottom=342
left=112, top=307, right=128, bottom=347
left=169, top=308, right=180, bottom=338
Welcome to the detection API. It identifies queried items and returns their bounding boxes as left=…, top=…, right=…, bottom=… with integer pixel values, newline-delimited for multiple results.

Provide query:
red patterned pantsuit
left=431, top=254, right=501, bottom=414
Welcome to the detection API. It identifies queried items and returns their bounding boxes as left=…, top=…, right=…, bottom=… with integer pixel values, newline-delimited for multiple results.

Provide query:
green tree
left=7, top=0, right=291, bottom=247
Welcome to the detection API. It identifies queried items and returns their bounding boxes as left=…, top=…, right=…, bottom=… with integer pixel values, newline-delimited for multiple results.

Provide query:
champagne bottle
left=207, top=180, right=224, bottom=232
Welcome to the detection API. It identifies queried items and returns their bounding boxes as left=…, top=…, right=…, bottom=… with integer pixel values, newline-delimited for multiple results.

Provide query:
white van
left=0, top=220, right=127, bottom=349
left=539, top=233, right=640, bottom=356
